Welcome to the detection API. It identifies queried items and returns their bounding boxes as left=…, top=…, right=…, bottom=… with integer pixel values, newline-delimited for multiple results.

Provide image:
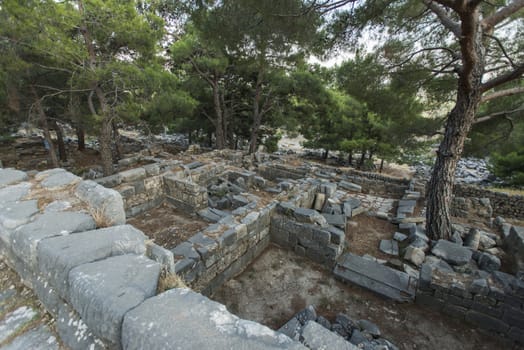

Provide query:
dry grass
left=89, top=205, right=113, bottom=228
left=486, top=186, right=524, bottom=196
left=157, top=270, right=188, bottom=294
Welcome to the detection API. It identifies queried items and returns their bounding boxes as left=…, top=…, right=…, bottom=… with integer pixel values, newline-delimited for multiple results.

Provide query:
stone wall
left=454, top=184, right=524, bottom=219
left=0, top=168, right=305, bottom=350
left=258, top=163, right=309, bottom=181
left=416, top=264, right=524, bottom=344
left=342, top=169, right=410, bottom=197
left=451, top=197, right=493, bottom=219
left=164, top=174, right=208, bottom=214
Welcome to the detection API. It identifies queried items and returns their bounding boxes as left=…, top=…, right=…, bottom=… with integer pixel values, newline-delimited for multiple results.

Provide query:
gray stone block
left=171, top=242, right=200, bottom=260
left=0, top=182, right=32, bottom=207
left=11, top=211, right=96, bottom=268
left=94, top=174, right=122, bottom=188
left=0, top=325, right=59, bottom=350
left=393, top=232, right=407, bottom=242
left=478, top=253, right=501, bottom=273
left=339, top=181, right=361, bottom=192
left=278, top=317, right=301, bottom=340
left=122, top=288, right=305, bottom=350
left=465, top=310, right=509, bottom=333
left=68, top=254, right=160, bottom=347
left=379, top=240, right=399, bottom=256
left=424, top=256, right=454, bottom=273
left=322, top=214, right=346, bottom=228
left=0, top=200, right=39, bottom=230
left=37, top=224, right=147, bottom=300
left=301, top=321, right=358, bottom=350
left=146, top=242, right=175, bottom=273
left=357, top=319, right=381, bottom=337
left=431, top=239, right=472, bottom=266
left=56, top=301, right=108, bottom=350
left=119, top=168, right=146, bottom=182
left=0, top=306, right=38, bottom=343
left=75, top=180, right=125, bottom=226
left=404, top=246, right=425, bottom=266
left=41, top=170, right=81, bottom=189
left=0, top=169, right=28, bottom=188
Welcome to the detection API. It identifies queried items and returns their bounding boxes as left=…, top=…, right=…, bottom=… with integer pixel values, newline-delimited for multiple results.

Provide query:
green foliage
left=490, top=150, right=524, bottom=186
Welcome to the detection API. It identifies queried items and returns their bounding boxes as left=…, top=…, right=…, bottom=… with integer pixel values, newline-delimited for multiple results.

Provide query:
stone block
left=119, top=167, right=146, bottom=182
left=0, top=168, right=28, bottom=188
left=68, top=254, right=160, bottom=348
left=0, top=200, right=39, bottom=230
left=11, top=211, right=96, bottom=268
left=301, top=321, right=358, bottom=350
left=75, top=180, right=126, bottom=225
left=322, top=214, right=346, bottom=229
left=404, top=246, right=425, bottom=266
left=147, top=242, right=175, bottom=273
left=122, top=289, right=305, bottom=350
left=379, top=239, right=399, bottom=256
left=339, top=181, right=362, bottom=192
left=0, top=182, right=31, bottom=204
left=465, top=310, right=509, bottom=333
left=478, top=253, right=501, bottom=273
left=56, top=301, right=107, bottom=350
left=431, top=239, right=472, bottom=266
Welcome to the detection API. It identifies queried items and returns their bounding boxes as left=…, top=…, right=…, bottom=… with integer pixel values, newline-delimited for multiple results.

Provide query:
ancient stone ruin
left=0, top=149, right=523, bottom=349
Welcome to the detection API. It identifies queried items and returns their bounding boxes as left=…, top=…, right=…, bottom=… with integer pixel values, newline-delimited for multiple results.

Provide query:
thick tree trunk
left=31, top=87, right=59, bottom=168
left=348, top=151, right=353, bottom=165
left=50, top=119, right=67, bottom=162
left=249, top=111, right=262, bottom=154
left=379, top=159, right=384, bottom=173
left=112, top=121, right=123, bottom=160
left=212, top=86, right=226, bottom=149
left=99, top=117, right=113, bottom=176
left=76, top=125, right=85, bottom=151
left=358, top=151, right=366, bottom=168
left=323, top=149, right=329, bottom=159
left=425, top=10, right=485, bottom=241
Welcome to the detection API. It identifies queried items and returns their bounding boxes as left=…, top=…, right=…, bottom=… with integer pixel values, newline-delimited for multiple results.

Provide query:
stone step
left=334, top=253, right=416, bottom=302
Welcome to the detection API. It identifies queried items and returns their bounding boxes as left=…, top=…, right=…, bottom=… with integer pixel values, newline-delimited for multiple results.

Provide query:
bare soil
left=127, top=203, right=208, bottom=249
left=348, top=215, right=398, bottom=260
left=212, top=245, right=521, bottom=350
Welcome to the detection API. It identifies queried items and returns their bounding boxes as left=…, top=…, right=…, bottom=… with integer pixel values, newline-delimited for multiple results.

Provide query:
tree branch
left=473, top=106, right=524, bottom=124
left=481, top=86, right=524, bottom=103
left=422, top=0, right=462, bottom=37
left=484, top=33, right=516, bottom=67
left=482, top=0, right=524, bottom=30
left=480, top=64, right=524, bottom=92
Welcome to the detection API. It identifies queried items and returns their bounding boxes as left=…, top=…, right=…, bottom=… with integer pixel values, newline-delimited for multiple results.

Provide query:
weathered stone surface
left=37, top=225, right=147, bottom=300
left=294, top=208, right=326, bottom=226
left=334, top=253, right=415, bottom=302
left=379, top=240, right=399, bottom=256
left=0, top=306, right=37, bottom=343
left=0, top=200, right=39, bottom=230
left=357, top=319, right=381, bottom=337
left=505, top=226, right=524, bottom=270
left=431, top=240, right=472, bottom=266
left=0, top=182, right=31, bottom=204
left=56, top=301, right=107, bottom=350
left=11, top=212, right=96, bottom=267
left=40, top=170, right=81, bottom=190
left=301, top=321, right=358, bottom=350
left=313, top=193, right=326, bottom=211
left=146, top=242, right=175, bottom=273
left=0, top=169, right=28, bottom=188
left=278, top=317, right=301, bottom=341
left=478, top=253, right=501, bottom=273
left=464, top=228, right=481, bottom=250
left=393, top=232, right=407, bottom=242
left=122, top=288, right=305, bottom=350
left=424, top=256, right=454, bottom=273
left=119, top=168, right=146, bottom=182
left=0, top=325, right=59, bottom=350
left=68, top=254, right=160, bottom=347
left=75, top=180, right=125, bottom=226
left=339, top=181, right=362, bottom=192
left=404, top=246, right=425, bottom=267
left=479, top=234, right=497, bottom=250
left=322, top=214, right=346, bottom=228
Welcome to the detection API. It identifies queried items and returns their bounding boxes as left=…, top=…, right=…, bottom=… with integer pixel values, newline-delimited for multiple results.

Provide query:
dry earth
left=212, top=245, right=522, bottom=350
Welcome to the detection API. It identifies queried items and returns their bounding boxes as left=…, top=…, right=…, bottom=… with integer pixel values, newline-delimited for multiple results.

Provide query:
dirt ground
left=127, top=203, right=208, bottom=249
left=212, top=245, right=521, bottom=350
left=348, top=215, right=398, bottom=260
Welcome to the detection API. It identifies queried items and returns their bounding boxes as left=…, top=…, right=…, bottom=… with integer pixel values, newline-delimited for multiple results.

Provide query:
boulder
left=431, top=239, right=473, bottom=266
left=477, top=253, right=501, bottom=273
left=404, top=246, right=425, bottom=267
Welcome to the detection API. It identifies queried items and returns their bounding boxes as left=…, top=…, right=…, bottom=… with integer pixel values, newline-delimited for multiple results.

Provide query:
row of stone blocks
left=0, top=168, right=307, bottom=349
left=416, top=263, right=524, bottom=344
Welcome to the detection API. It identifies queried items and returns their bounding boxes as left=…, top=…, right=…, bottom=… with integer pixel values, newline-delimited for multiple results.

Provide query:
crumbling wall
left=416, top=264, right=524, bottom=344
left=450, top=197, right=493, bottom=219
left=164, top=174, right=208, bottom=213
left=454, top=184, right=524, bottom=219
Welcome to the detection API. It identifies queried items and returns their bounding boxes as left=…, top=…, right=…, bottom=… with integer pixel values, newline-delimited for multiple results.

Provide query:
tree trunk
left=348, top=151, right=353, bottom=165
left=31, top=87, right=59, bottom=168
left=249, top=111, right=262, bottom=154
left=99, top=117, right=113, bottom=176
left=379, top=159, right=384, bottom=173
left=50, top=119, right=67, bottom=162
left=112, top=120, right=123, bottom=160
left=358, top=150, right=366, bottom=168
left=212, top=85, right=226, bottom=149
left=425, top=11, right=485, bottom=241
left=76, top=125, right=85, bottom=151
left=323, top=149, right=329, bottom=159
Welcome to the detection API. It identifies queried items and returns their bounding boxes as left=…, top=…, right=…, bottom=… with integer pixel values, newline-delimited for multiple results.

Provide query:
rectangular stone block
left=465, top=310, right=509, bottom=333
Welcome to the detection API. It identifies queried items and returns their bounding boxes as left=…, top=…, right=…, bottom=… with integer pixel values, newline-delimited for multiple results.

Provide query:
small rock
left=464, top=228, right=480, bottom=250
left=393, top=232, right=407, bottom=242
left=379, top=240, right=399, bottom=256
left=358, top=319, right=381, bottom=337
left=479, top=234, right=496, bottom=250
left=404, top=246, right=425, bottom=267
left=478, top=253, right=501, bottom=273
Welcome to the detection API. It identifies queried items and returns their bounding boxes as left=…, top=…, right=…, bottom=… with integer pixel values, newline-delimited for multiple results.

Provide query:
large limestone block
left=37, top=225, right=147, bottom=300
left=11, top=211, right=96, bottom=267
left=75, top=180, right=125, bottom=225
left=301, top=321, right=358, bottom=350
left=431, top=239, right=472, bottom=266
left=122, top=289, right=306, bottom=350
left=0, top=169, right=28, bottom=188
left=68, top=254, right=160, bottom=348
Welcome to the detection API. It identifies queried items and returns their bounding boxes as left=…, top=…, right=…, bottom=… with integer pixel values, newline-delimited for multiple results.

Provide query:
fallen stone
left=339, top=181, right=362, bottom=192
left=295, top=305, right=317, bottom=325
left=479, top=234, right=497, bottom=250
left=469, top=278, right=489, bottom=295
left=478, top=253, right=501, bottom=273
left=464, top=228, right=481, bottom=250
left=404, top=246, right=425, bottom=267
left=357, top=319, right=381, bottom=337
left=322, top=214, right=346, bottom=228
left=320, top=182, right=337, bottom=197
left=431, top=239, right=473, bottom=266
left=349, top=329, right=371, bottom=347
left=0, top=306, right=38, bottom=343
left=334, top=253, right=415, bottom=302
left=278, top=317, right=301, bottom=341
left=313, top=193, right=326, bottom=211
left=68, top=254, right=160, bottom=348
left=379, top=240, right=399, bottom=256
left=316, top=316, right=331, bottom=330
left=451, top=231, right=463, bottom=245
left=0, top=325, right=59, bottom=350
left=122, top=288, right=305, bottom=350
left=301, top=321, right=358, bottom=350
left=0, top=169, right=28, bottom=188
left=393, top=232, right=407, bottom=242
left=424, top=256, right=454, bottom=273
left=75, top=180, right=125, bottom=226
